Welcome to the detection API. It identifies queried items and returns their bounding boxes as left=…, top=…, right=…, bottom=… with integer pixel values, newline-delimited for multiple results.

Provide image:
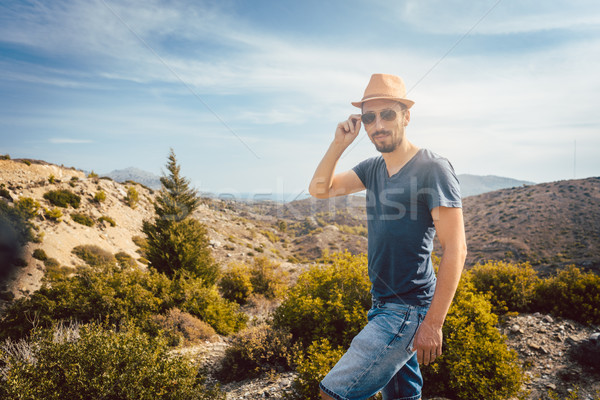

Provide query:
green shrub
left=277, top=220, right=287, bottom=232
left=0, top=264, right=245, bottom=342
left=43, top=257, right=60, bottom=268
left=421, top=279, right=524, bottom=400
left=44, top=261, right=71, bottom=281
left=0, top=322, right=224, bottom=400
left=15, top=197, right=40, bottom=220
left=72, top=244, right=116, bottom=267
left=32, top=248, right=47, bottom=261
left=21, top=159, right=31, bottom=166
left=149, top=307, right=217, bottom=346
left=249, top=256, right=288, bottom=300
left=43, top=207, right=63, bottom=222
left=70, top=212, right=94, bottom=227
left=292, top=338, right=346, bottom=400
left=48, top=174, right=55, bottom=184
left=0, top=264, right=174, bottom=340
left=125, top=186, right=139, bottom=208
left=173, top=275, right=247, bottom=335
left=467, top=260, right=540, bottom=314
left=98, top=215, right=116, bottom=226
left=216, top=323, right=293, bottom=382
left=0, top=154, right=10, bottom=160
left=132, top=235, right=147, bottom=248
left=549, top=387, right=600, bottom=400
left=93, top=190, right=106, bottom=203
left=219, top=262, right=253, bottom=305
left=533, top=265, right=600, bottom=325
left=272, top=251, right=371, bottom=349
left=115, top=251, right=137, bottom=268
left=261, top=229, right=279, bottom=243
left=43, top=189, right=80, bottom=208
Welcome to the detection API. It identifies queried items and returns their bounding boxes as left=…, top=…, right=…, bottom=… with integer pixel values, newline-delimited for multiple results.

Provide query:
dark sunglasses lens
left=381, top=109, right=397, bottom=121
left=361, top=113, right=376, bottom=124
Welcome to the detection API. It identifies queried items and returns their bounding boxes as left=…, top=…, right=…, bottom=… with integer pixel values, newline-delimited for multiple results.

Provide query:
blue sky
left=1, top=0, right=599, bottom=199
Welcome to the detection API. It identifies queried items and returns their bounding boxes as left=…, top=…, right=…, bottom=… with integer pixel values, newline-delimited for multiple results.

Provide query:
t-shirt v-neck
left=383, top=148, right=422, bottom=179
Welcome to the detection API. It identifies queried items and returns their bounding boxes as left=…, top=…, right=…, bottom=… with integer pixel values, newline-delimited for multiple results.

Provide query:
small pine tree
left=155, top=149, right=199, bottom=222
left=142, top=149, right=218, bottom=284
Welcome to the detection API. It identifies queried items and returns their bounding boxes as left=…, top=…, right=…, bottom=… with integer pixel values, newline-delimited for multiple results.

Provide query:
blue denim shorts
left=320, top=300, right=428, bottom=400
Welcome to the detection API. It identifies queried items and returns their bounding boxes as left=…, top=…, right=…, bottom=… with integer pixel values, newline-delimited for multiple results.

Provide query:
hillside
left=463, top=177, right=600, bottom=273
left=260, top=176, right=600, bottom=273
left=0, top=158, right=324, bottom=299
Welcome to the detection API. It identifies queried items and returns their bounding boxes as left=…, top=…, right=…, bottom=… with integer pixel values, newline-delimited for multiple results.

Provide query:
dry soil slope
left=463, top=177, right=600, bottom=273
left=0, top=159, right=304, bottom=299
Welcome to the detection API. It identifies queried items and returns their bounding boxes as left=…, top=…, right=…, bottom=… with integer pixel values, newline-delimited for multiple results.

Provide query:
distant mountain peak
left=103, top=167, right=162, bottom=190
left=458, top=174, right=535, bottom=197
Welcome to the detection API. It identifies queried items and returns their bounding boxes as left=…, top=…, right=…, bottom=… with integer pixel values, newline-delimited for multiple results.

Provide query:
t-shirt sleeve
left=423, top=158, right=462, bottom=211
left=352, top=157, right=374, bottom=188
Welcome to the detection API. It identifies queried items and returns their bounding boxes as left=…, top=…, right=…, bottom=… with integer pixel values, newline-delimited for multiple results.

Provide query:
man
left=308, top=74, right=467, bottom=400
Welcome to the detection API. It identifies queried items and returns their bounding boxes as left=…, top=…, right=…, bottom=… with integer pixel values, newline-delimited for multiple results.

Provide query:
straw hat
left=351, top=73, right=414, bottom=109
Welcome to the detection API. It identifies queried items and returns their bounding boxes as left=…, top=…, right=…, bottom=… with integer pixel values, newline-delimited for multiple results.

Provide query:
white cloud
left=385, top=0, right=600, bottom=35
left=49, top=138, right=94, bottom=144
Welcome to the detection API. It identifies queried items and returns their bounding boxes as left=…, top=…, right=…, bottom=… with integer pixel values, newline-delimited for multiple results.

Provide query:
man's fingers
left=422, top=349, right=431, bottom=365
left=348, top=114, right=361, bottom=134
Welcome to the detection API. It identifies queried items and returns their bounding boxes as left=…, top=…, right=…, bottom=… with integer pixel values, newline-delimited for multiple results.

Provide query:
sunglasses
left=360, top=109, right=400, bottom=124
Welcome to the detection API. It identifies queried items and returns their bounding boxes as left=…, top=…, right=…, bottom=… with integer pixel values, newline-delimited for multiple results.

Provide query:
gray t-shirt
left=352, top=148, right=462, bottom=305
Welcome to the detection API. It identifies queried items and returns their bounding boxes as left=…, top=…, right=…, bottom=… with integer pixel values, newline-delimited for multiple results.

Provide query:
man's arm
left=413, top=206, right=467, bottom=365
left=308, top=115, right=366, bottom=199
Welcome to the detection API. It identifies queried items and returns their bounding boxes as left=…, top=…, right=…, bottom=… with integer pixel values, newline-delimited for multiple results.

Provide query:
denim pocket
left=405, top=311, right=425, bottom=353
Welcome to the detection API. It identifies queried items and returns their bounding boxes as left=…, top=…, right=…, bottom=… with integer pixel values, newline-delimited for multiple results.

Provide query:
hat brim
left=351, top=97, right=414, bottom=109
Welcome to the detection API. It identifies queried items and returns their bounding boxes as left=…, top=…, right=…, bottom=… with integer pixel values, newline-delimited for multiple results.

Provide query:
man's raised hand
left=334, top=114, right=361, bottom=148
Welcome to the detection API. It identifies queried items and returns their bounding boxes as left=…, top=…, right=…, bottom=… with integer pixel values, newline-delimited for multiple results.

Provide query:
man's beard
left=372, top=130, right=401, bottom=153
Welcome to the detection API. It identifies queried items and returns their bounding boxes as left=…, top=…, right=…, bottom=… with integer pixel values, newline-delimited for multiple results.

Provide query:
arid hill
left=463, top=177, right=600, bottom=274
left=259, top=176, right=600, bottom=274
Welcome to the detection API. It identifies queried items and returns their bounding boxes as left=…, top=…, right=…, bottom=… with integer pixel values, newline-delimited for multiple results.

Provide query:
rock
left=543, top=315, right=554, bottom=323
left=590, top=332, right=600, bottom=341
left=528, top=341, right=541, bottom=351
left=567, top=335, right=580, bottom=344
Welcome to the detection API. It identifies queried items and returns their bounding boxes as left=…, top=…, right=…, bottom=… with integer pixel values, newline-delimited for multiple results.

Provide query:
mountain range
left=103, top=167, right=535, bottom=199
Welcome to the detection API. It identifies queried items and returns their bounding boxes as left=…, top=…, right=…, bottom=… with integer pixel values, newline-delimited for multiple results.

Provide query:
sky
left=1, top=0, right=599, bottom=200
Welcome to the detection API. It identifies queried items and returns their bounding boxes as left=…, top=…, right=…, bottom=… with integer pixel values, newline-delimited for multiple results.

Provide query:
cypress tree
left=142, top=149, right=218, bottom=284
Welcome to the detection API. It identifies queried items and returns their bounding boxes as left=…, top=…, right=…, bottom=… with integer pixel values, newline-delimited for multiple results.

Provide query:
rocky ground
left=501, top=313, right=600, bottom=400
left=186, top=312, right=600, bottom=400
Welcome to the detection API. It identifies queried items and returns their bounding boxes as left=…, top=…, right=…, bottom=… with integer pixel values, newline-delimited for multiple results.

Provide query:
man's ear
left=403, top=110, right=411, bottom=126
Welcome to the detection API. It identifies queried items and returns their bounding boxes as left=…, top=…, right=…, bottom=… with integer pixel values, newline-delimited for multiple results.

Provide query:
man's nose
left=374, top=115, right=385, bottom=130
